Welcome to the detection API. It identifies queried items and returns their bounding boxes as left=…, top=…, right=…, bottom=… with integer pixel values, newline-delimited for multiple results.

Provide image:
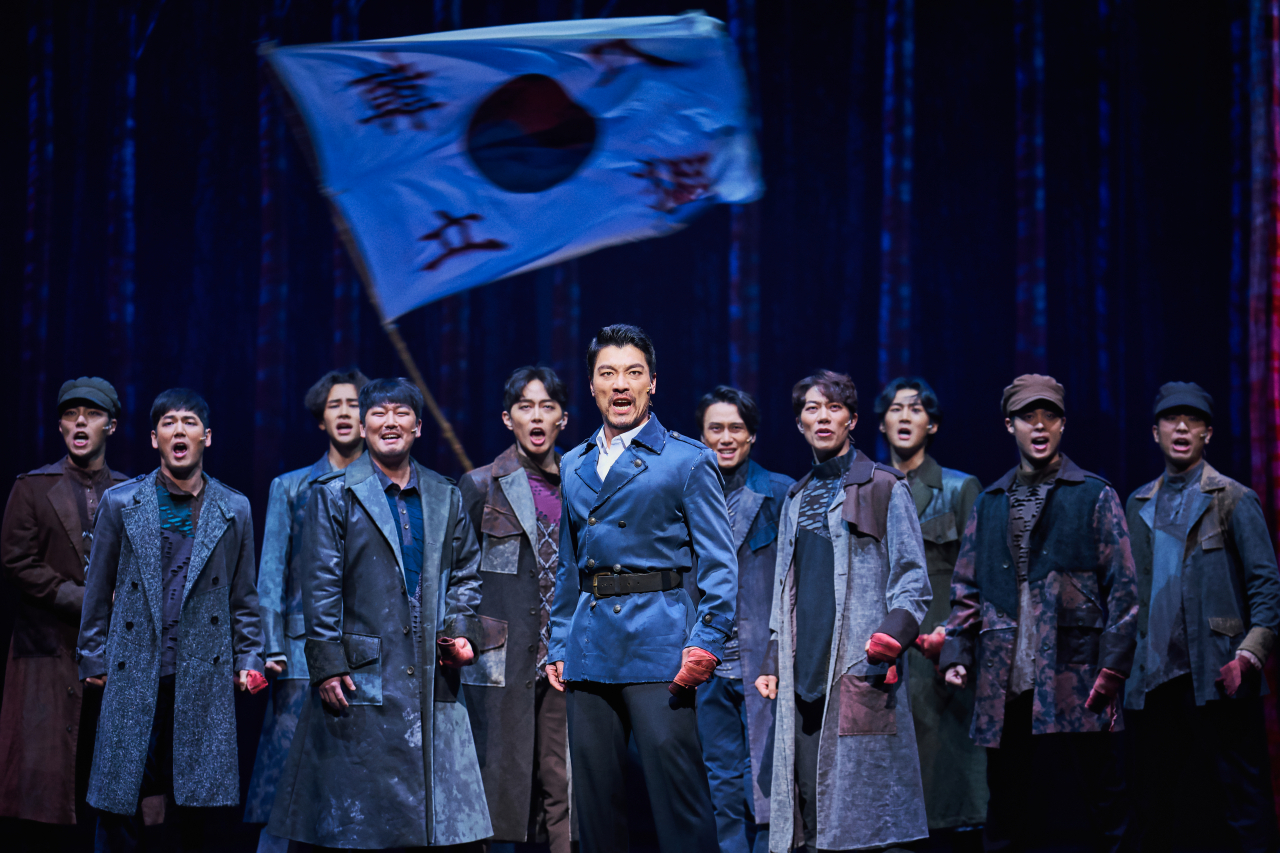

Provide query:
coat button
left=703, top=614, right=713, bottom=625
left=529, top=570, right=536, bottom=578
left=530, top=608, right=537, bottom=615
left=66, top=725, right=72, bottom=732
left=613, top=564, right=622, bottom=574
left=407, top=666, right=415, bottom=675
left=213, top=655, right=220, bottom=664
left=588, top=517, right=597, bottom=526
left=117, top=661, right=125, bottom=670
left=131, top=582, right=139, bottom=590
left=212, top=577, right=220, bottom=586
left=526, top=680, right=533, bottom=688
left=211, top=616, right=219, bottom=625
left=529, top=644, right=536, bottom=652
left=403, top=626, right=410, bottom=635
left=618, top=521, right=627, bottom=528
left=67, top=686, right=75, bottom=695
left=125, top=621, right=133, bottom=631
left=613, top=605, right=621, bottom=613
left=633, top=459, right=642, bottom=468
left=1002, top=562, right=1009, bottom=569
left=587, top=558, right=596, bottom=568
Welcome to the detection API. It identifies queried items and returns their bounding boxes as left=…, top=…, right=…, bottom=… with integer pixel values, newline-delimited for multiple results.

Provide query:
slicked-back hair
left=791, top=370, right=858, bottom=417
left=696, top=385, right=761, bottom=436
left=359, top=377, right=424, bottom=423
left=150, top=388, right=211, bottom=430
left=305, top=368, right=371, bottom=421
left=587, top=324, right=656, bottom=376
left=503, top=365, right=568, bottom=412
left=874, top=376, right=942, bottom=424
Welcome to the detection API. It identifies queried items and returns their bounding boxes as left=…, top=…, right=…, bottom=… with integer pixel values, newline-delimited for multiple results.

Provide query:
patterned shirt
left=718, top=462, right=750, bottom=665
left=1007, top=458, right=1061, bottom=697
left=157, top=471, right=206, bottom=679
left=374, top=465, right=424, bottom=598
left=523, top=457, right=562, bottom=678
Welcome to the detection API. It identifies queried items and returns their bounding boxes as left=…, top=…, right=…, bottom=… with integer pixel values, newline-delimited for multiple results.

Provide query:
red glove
left=914, top=627, right=945, bottom=663
left=244, top=670, right=268, bottom=694
left=1085, top=667, right=1125, bottom=713
left=437, top=637, right=475, bottom=668
left=1217, top=654, right=1257, bottom=698
left=866, top=633, right=903, bottom=665
left=668, top=648, right=719, bottom=696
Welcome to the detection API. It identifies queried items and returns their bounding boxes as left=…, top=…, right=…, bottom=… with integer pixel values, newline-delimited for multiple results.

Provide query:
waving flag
left=264, top=13, right=763, bottom=320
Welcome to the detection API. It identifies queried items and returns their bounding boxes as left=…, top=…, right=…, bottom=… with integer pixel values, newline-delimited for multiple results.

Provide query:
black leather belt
left=585, top=569, right=684, bottom=598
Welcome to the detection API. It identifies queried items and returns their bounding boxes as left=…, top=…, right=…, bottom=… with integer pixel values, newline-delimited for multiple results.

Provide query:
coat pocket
left=918, top=511, right=958, bottom=545
left=837, top=673, right=897, bottom=736
left=285, top=613, right=306, bottom=639
left=341, top=632, right=383, bottom=706
left=1209, top=616, right=1245, bottom=637
left=481, top=534, right=520, bottom=575
left=461, top=615, right=508, bottom=688
left=1056, top=604, right=1104, bottom=666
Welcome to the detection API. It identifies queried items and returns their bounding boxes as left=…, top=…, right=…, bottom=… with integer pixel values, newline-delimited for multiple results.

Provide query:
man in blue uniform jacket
left=546, top=324, right=738, bottom=853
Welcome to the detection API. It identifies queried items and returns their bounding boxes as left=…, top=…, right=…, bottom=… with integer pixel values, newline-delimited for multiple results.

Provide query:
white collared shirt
left=595, top=420, right=647, bottom=480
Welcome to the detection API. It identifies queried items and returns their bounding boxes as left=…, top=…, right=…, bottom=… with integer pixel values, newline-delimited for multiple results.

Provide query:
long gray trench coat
left=267, top=454, right=492, bottom=849
left=76, top=472, right=264, bottom=815
left=767, top=456, right=931, bottom=852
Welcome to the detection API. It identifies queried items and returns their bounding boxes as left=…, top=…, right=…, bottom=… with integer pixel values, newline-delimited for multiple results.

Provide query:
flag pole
left=331, top=206, right=474, bottom=472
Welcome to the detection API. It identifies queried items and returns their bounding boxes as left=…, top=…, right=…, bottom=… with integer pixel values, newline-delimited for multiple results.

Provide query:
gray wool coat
left=76, top=471, right=264, bottom=815
left=267, top=453, right=492, bottom=849
left=766, top=452, right=931, bottom=852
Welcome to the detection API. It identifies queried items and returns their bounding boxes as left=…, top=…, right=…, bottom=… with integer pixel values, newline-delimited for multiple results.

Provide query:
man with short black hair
left=941, top=374, right=1138, bottom=851
left=695, top=385, right=792, bottom=853
left=461, top=365, right=574, bottom=853
left=755, top=370, right=931, bottom=852
left=874, top=376, right=987, bottom=841
left=244, top=368, right=368, bottom=850
left=1124, top=382, right=1280, bottom=851
left=0, top=378, right=129, bottom=848
left=77, top=388, right=264, bottom=851
left=269, top=377, right=492, bottom=849
left=547, top=324, right=737, bottom=853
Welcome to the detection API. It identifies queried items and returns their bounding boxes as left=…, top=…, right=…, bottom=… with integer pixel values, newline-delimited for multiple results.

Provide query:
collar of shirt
left=1163, top=459, right=1205, bottom=493
left=594, top=419, right=647, bottom=479
left=374, top=462, right=419, bottom=495
left=62, top=455, right=112, bottom=488
left=157, top=469, right=207, bottom=498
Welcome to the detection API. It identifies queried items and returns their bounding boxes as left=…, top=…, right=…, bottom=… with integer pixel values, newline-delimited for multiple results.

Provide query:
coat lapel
left=122, top=473, right=164, bottom=637
left=732, top=487, right=766, bottom=551
left=574, top=434, right=604, bottom=494
left=591, top=417, right=666, bottom=512
left=498, top=468, right=538, bottom=544
left=418, top=463, right=451, bottom=627
left=184, top=481, right=231, bottom=604
left=46, top=474, right=84, bottom=559
left=350, top=465, right=405, bottom=577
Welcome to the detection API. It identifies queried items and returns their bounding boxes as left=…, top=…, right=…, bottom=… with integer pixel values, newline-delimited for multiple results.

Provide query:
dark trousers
left=1126, top=674, right=1279, bottom=853
left=984, top=692, right=1130, bottom=853
left=94, top=678, right=205, bottom=853
left=696, top=675, right=768, bottom=853
left=566, top=680, right=717, bottom=853
left=793, top=695, right=825, bottom=851
left=533, top=678, right=573, bottom=853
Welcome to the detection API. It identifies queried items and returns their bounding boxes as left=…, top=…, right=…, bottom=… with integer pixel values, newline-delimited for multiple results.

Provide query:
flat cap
left=57, top=377, right=121, bottom=418
left=1153, top=381, right=1213, bottom=420
left=1002, top=374, right=1065, bottom=416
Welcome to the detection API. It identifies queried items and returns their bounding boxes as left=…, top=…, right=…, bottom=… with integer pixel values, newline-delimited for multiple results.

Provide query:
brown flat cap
left=57, top=376, right=121, bottom=418
left=1002, top=374, right=1065, bottom=416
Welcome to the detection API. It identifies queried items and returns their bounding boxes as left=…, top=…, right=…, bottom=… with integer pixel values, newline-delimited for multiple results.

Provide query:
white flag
left=264, top=13, right=763, bottom=319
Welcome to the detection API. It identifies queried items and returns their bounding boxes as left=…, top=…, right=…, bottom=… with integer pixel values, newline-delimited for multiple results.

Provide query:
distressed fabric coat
left=458, top=445, right=575, bottom=844
left=903, top=455, right=988, bottom=830
left=941, top=456, right=1139, bottom=748
left=719, top=459, right=792, bottom=825
left=766, top=451, right=931, bottom=852
left=1124, top=462, right=1280, bottom=709
left=244, top=454, right=335, bottom=823
left=0, top=458, right=127, bottom=823
left=267, top=453, right=492, bottom=849
left=548, top=415, right=737, bottom=682
left=76, top=471, right=264, bottom=815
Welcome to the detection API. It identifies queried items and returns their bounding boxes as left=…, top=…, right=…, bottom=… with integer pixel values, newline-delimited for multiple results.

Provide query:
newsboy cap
left=1153, top=381, right=1214, bottom=421
left=57, top=377, right=121, bottom=418
left=1001, top=374, right=1065, bottom=416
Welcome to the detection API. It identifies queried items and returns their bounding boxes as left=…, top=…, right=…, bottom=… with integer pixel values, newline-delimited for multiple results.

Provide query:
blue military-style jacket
left=547, top=414, right=738, bottom=683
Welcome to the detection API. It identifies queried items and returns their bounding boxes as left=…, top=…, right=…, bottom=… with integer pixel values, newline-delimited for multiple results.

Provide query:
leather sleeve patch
left=837, top=673, right=897, bottom=736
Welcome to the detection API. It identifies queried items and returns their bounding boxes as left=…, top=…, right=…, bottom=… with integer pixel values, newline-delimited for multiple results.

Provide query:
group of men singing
left=0, top=323, right=1278, bottom=853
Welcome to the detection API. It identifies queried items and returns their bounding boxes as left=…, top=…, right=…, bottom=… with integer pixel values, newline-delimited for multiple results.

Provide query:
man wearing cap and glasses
left=941, top=374, right=1138, bottom=851
left=1123, top=382, right=1280, bottom=851
left=0, top=378, right=128, bottom=849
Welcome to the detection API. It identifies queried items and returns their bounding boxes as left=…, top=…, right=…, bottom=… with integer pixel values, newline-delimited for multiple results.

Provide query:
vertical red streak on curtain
left=877, top=0, right=913, bottom=387
left=254, top=2, right=287, bottom=503
left=22, top=1, right=54, bottom=461
left=1014, top=0, right=1047, bottom=374
left=728, top=0, right=760, bottom=397
left=106, top=2, right=139, bottom=471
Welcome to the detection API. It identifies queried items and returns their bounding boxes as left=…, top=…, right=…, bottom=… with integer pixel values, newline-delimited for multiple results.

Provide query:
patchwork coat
left=267, top=453, right=492, bottom=849
left=766, top=451, right=931, bottom=852
left=1124, top=461, right=1280, bottom=708
left=0, top=458, right=127, bottom=823
left=76, top=471, right=264, bottom=815
left=941, top=456, right=1139, bottom=748
left=459, top=445, right=574, bottom=844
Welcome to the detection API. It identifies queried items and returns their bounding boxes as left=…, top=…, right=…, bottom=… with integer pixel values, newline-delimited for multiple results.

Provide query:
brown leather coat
left=0, top=457, right=126, bottom=823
